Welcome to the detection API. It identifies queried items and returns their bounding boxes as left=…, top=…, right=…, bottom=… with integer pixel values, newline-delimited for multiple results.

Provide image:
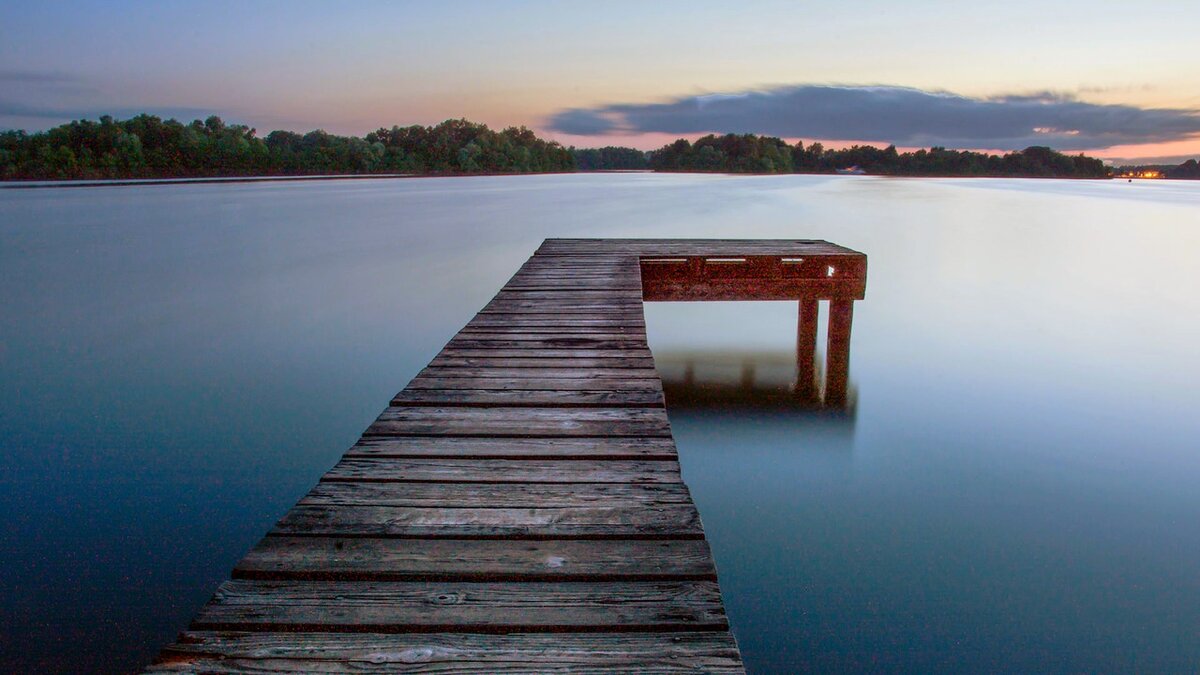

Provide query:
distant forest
left=571, top=146, right=649, bottom=171
left=4, top=113, right=1194, bottom=181
left=0, top=115, right=574, bottom=180
left=646, top=134, right=1111, bottom=178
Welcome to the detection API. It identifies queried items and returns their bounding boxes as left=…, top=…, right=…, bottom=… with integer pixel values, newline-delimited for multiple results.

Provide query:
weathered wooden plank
left=234, top=537, right=714, bottom=581
left=465, top=311, right=644, bottom=320
left=299, top=481, right=694, bottom=507
left=436, top=348, right=654, bottom=359
left=506, top=271, right=639, bottom=278
left=417, top=366, right=661, bottom=379
left=485, top=298, right=641, bottom=306
left=486, top=294, right=640, bottom=302
left=429, top=356, right=656, bottom=369
left=460, top=325, right=647, bottom=335
left=492, top=290, right=645, bottom=298
left=516, top=259, right=632, bottom=265
left=457, top=327, right=648, bottom=338
left=502, top=281, right=644, bottom=290
left=508, top=269, right=639, bottom=276
left=480, top=293, right=641, bottom=301
left=478, top=310, right=645, bottom=319
left=191, top=580, right=729, bottom=632
left=480, top=295, right=642, bottom=304
left=366, top=406, right=672, bottom=437
left=457, top=326, right=646, bottom=336
left=392, top=388, right=664, bottom=408
left=512, top=264, right=637, bottom=270
left=404, top=377, right=662, bottom=392
left=478, top=304, right=644, bottom=313
left=514, top=262, right=631, bottom=266
left=500, top=286, right=644, bottom=294
left=323, top=458, right=681, bottom=483
left=446, top=339, right=646, bottom=350
left=517, top=262, right=635, bottom=267
left=482, top=296, right=643, bottom=305
left=464, top=317, right=647, bottom=328
left=448, top=330, right=645, bottom=339
left=150, top=631, right=744, bottom=674
left=345, top=437, right=679, bottom=460
left=272, top=504, right=703, bottom=538
left=463, top=318, right=645, bottom=327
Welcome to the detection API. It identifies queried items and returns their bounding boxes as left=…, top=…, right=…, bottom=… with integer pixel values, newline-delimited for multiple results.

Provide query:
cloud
left=547, top=85, right=1200, bottom=151
left=0, top=100, right=229, bottom=126
left=0, top=70, right=81, bottom=85
left=0, top=70, right=228, bottom=131
left=1104, top=153, right=1200, bottom=166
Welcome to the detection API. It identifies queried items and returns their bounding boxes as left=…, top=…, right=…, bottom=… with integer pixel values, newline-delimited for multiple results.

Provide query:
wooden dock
left=148, top=239, right=866, bottom=673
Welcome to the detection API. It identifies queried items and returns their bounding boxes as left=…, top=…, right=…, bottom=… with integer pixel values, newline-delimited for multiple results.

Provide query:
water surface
left=1, top=174, right=1197, bottom=672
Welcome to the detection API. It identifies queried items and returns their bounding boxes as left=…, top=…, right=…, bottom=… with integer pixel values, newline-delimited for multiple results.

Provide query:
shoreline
left=0, top=170, right=601, bottom=190
left=0, top=173, right=418, bottom=190
left=4, top=170, right=1174, bottom=190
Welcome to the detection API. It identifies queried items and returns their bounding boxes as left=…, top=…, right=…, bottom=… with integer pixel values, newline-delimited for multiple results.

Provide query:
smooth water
left=1, top=174, right=1197, bottom=673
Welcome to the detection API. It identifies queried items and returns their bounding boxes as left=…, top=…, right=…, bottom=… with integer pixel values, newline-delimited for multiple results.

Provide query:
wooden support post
left=796, top=295, right=819, bottom=401
left=740, top=363, right=755, bottom=390
left=825, top=298, right=854, bottom=406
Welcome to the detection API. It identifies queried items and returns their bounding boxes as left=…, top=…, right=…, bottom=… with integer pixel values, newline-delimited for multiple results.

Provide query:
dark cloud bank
left=548, top=85, right=1200, bottom=151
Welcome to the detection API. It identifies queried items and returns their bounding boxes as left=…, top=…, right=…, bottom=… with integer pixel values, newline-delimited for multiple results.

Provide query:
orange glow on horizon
left=538, top=128, right=1200, bottom=162
left=1088, top=136, right=1200, bottom=163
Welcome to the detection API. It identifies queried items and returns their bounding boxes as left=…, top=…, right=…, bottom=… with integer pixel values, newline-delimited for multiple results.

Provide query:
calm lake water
left=1, top=174, right=1198, bottom=673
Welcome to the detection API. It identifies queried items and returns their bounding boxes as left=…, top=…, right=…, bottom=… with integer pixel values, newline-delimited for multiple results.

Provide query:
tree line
left=0, top=115, right=574, bottom=180
left=569, top=146, right=649, bottom=170
left=2, top=114, right=1124, bottom=180
left=646, top=134, right=1110, bottom=178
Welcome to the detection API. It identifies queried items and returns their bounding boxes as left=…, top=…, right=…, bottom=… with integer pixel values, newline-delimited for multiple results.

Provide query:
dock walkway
left=148, top=238, right=866, bottom=673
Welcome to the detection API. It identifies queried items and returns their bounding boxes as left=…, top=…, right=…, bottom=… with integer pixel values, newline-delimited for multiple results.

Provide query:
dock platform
left=147, top=238, right=866, bottom=673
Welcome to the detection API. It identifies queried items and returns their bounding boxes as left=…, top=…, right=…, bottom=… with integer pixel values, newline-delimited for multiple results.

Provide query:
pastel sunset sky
left=3, top=0, right=1198, bottom=162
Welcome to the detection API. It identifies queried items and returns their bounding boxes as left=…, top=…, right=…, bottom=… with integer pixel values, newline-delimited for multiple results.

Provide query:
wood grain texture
left=322, top=457, right=682, bottom=483
left=392, top=388, right=665, bottom=408
left=345, top=436, right=679, bottom=459
left=445, top=338, right=650, bottom=351
left=297, top=480, right=695, bottom=507
left=405, top=372, right=667, bottom=389
left=279, top=482, right=702, bottom=537
left=463, top=319, right=647, bottom=330
left=429, top=356, right=657, bottom=369
left=150, top=631, right=744, bottom=673
left=272, top=504, right=703, bottom=538
left=435, top=349, right=655, bottom=361
left=191, top=580, right=729, bottom=632
left=487, top=288, right=648, bottom=295
left=366, top=406, right=672, bottom=437
left=417, top=367, right=660, bottom=379
left=234, top=537, right=715, bottom=581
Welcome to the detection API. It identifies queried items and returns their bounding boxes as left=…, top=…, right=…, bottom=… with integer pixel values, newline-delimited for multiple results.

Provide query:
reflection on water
left=658, top=349, right=858, bottom=413
left=3, top=174, right=1200, bottom=673
left=656, top=348, right=858, bottom=458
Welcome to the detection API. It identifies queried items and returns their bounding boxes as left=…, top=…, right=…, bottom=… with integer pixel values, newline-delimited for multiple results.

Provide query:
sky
left=2, top=0, right=1199, bottom=162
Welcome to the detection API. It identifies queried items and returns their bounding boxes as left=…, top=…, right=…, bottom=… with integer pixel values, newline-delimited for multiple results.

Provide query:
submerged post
left=825, top=298, right=855, bottom=405
left=796, top=295, right=819, bottom=401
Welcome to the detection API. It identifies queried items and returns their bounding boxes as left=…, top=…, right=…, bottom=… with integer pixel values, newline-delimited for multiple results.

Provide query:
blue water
left=1, top=174, right=1197, bottom=672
